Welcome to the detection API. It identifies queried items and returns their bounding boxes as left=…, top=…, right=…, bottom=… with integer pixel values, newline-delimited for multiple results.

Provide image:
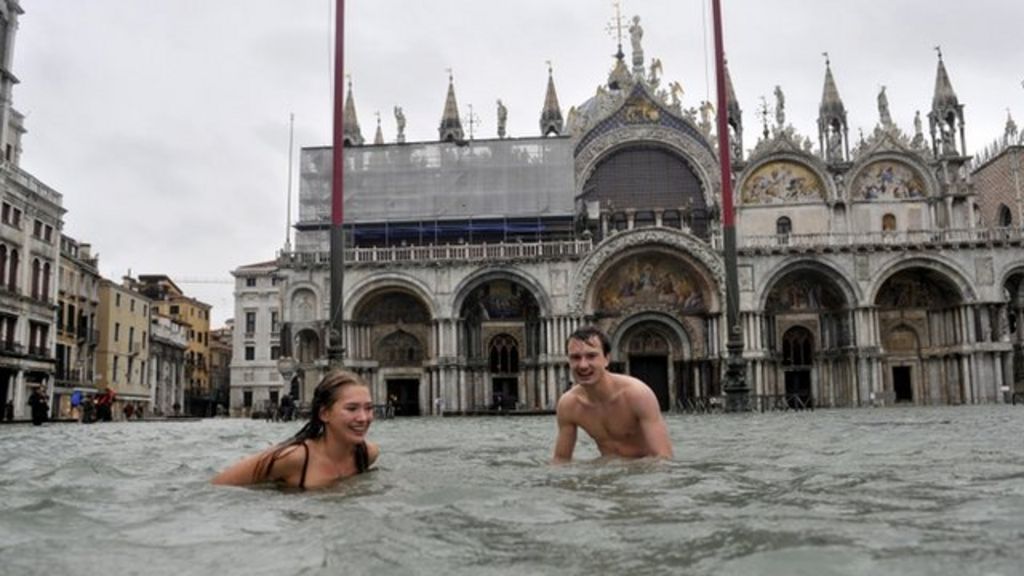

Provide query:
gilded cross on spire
left=605, top=0, right=625, bottom=51
left=822, top=51, right=830, bottom=67
left=759, top=96, right=770, bottom=139
left=346, top=73, right=352, bottom=89
left=934, top=45, right=943, bottom=60
left=446, top=68, right=453, bottom=83
left=464, top=104, right=481, bottom=140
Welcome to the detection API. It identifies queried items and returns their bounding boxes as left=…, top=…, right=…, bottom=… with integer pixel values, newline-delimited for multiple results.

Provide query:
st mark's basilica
left=230, top=15, right=1024, bottom=416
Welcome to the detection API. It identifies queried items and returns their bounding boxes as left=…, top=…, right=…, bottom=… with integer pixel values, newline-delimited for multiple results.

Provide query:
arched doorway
left=488, top=334, right=519, bottom=410
left=782, top=326, right=814, bottom=409
left=620, top=325, right=673, bottom=410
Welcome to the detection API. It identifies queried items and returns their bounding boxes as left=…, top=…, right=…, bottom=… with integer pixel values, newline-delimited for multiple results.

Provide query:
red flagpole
left=329, top=0, right=346, bottom=365
left=711, top=0, right=748, bottom=410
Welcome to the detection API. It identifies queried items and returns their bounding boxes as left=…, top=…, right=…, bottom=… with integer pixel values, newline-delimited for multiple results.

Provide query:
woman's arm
left=212, top=444, right=303, bottom=486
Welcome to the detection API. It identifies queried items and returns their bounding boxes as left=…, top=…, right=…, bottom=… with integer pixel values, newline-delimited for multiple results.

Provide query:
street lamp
left=711, top=0, right=750, bottom=411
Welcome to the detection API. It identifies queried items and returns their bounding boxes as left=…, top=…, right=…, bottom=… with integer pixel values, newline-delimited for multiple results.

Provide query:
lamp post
left=711, top=0, right=749, bottom=411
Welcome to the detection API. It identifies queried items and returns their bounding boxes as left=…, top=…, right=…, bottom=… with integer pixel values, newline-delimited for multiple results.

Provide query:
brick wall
left=973, top=146, right=1024, bottom=226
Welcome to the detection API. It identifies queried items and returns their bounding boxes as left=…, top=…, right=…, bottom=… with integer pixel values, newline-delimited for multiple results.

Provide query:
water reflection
left=1, top=406, right=1022, bottom=575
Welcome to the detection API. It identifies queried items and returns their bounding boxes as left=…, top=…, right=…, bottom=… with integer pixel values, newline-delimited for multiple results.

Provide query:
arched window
left=30, top=258, right=40, bottom=300
left=999, top=204, right=1013, bottom=227
left=776, top=216, right=792, bottom=236
left=488, top=334, right=519, bottom=374
left=882, top=213, right=897, bottom=232
left=0, top=245, right=6, bottom=288
left=8, top=249, right=17, bottom=292
left=42, top=262, right=51, bottom=302
left=782, top=326, right=814, bottom=366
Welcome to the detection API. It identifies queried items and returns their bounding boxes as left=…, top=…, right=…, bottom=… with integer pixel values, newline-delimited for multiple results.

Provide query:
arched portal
left=458, top=278, right=542, bottom=410
left=612, top=315, right=692, bottom=412
left=875, top=267, right=966, bottom=405
left=763, top=264, right=854, bottom=407
left=353, top=289, right=432, bottom=416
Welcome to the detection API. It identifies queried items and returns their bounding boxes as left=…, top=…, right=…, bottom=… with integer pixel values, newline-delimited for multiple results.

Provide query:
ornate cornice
left=569, top=228, right=724, bottom=315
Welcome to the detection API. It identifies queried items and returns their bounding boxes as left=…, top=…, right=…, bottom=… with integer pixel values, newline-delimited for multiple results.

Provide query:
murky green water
left=1, top=406, right=1023, bottom=575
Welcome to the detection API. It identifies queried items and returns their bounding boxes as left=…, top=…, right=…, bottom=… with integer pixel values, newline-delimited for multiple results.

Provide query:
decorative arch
left=738, top=157, right=830, bottom=205
left=376, top=330, right=424, bottom=367
left=344, top=272, right=438, bottom=319
left=575, top=126, right=721, bottom=213
left=609, top=311, right=693, bottom=362
left=758, top=258, right=860, bottom=311
left=451, top=267, right=552, bottom=319
left=294, top=328, right=321, bottom=364
left=571, top=228, right=723, bottom=315
left=289, top=287, right=319, bottom=323
left=354, top=290, right=431, bottom=325
left=488, top=333, right=520, bottom=374
left=867, top=257, right=976, bottom=306
left=848, top=154, right=937, bottom=202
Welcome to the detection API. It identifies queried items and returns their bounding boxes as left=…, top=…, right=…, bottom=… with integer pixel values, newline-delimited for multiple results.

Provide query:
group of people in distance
left=212, top=326, right=673, bottom=490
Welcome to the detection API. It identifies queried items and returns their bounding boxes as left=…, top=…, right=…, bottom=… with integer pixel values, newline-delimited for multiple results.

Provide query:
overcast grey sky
left=12, top=0, right=1024, bottom=327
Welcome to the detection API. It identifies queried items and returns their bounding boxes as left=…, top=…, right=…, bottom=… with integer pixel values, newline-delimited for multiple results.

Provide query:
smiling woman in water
left=212, top=370, right=380, bottom=490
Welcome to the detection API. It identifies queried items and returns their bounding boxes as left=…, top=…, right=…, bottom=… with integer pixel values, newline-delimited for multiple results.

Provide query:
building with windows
left=208, top=324, right=232, bottom=414
left=134, top=275, right=212, bottom=415
left=53, top=235, right=101, bottom=417
left=235, top=18, right=1024, bottom=414
left=96, top=278, right=152, bottom=414
left=228, top=261, right=282, bottom=416
left=149, top=312, right=187, bottom=416
left=0, top=0, right=68, bottom=419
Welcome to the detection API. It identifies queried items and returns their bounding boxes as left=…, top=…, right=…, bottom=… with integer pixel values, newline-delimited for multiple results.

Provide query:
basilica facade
left=230, top=24, right=1024, bottom=416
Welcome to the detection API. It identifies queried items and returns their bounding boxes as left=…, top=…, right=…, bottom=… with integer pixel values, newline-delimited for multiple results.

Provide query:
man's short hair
left=566, top=326, right=611, bottom=356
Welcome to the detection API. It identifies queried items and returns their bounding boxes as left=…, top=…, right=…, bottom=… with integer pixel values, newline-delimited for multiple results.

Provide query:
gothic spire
left=343, top=78, right=364, bottom=146
left=817, top=54, right=849, bottom=163
left=438, top=71, right=465, bottom=142
left=539, top=63, right=564, bottom=137
left=818, top=55, right=846, bottom=119
left=931, top=48, right=960, bottom=112
left=928, top=48, right=966, bottom=157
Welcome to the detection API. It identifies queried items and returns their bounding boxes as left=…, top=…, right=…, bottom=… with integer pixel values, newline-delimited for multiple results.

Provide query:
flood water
left=1, top=406, right=1023, bottom=575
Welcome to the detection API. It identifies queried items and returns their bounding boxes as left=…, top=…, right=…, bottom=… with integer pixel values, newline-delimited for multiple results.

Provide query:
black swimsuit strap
left=298, top=441, right=310, bottom=490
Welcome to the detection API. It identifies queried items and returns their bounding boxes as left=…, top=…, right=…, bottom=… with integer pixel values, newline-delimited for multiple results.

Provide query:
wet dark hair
left=253, top=370, right=370, bottom=482
left=566, top=325, right=611, bottom=356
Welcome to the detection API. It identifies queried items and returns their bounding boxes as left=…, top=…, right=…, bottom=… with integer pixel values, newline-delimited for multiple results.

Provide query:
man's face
left=567, top=336, right=609, bottom=387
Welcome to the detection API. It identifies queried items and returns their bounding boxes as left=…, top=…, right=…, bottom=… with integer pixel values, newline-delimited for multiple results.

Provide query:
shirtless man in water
left=553, top=326, right=674, bottom=461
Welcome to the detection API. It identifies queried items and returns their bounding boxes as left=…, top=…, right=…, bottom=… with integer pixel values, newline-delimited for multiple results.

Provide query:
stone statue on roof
left=394, top=106, right=406, bottom=143
left=497, top=99, right=508, bottom=139
left=774, top=85, right=786, bottom=127
left=877, top=86, right=892, bottom=127
left=629, top=16, right=643, bottom=55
